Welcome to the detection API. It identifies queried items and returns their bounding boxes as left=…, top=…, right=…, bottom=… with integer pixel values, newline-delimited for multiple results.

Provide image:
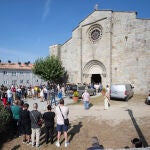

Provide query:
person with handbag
left=30, top=103, right=42, bottom=148
left=43, top=105, right=55, bottom=144
left=55, top=98, right=69, bottom=148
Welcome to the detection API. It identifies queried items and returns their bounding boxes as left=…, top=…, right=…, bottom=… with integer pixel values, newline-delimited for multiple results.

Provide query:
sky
left=0, top=0, right=150, bottom=63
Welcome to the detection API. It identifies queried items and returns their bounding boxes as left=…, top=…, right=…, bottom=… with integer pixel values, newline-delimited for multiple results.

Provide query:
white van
left=110, top=84, right=134, bottom=101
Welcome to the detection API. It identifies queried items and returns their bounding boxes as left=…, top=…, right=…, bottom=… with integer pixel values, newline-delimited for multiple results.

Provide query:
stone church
left=49, top=9, right=150, bottom=94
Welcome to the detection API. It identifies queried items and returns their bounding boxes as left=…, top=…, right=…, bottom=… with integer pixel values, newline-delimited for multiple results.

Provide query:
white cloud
left=42, top=0, right=52, bottom=21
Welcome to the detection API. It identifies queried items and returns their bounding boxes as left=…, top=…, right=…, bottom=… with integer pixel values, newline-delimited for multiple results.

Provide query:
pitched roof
left=0, top=63, right=33, bottom=70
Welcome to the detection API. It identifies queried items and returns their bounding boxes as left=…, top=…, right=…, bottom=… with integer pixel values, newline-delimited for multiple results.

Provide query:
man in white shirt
left=82, top=90, right=90, bottom=109
left=55, top=99, right=69, bottom=148
left=7, top=87, right=13, bottom=105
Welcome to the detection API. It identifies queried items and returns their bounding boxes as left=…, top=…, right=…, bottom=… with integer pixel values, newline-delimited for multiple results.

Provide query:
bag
left=64, top=118, right=69, bottom=126
left=31, top=111, right=42, bottom=127
left=59, top=106, right=69, bottom=126
left=17, top=119, right=21, bottom=126
left=38, top=119, right=43, bottom=126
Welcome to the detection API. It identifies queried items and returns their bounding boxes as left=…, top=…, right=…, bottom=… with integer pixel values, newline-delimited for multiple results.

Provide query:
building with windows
left=0, top=62, right=43, bottom=87
left=49, top=9, right=150, bottom=94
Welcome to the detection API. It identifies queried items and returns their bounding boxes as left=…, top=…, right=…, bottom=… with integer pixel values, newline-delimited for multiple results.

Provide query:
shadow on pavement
left=126, top=109, right=148, bottom=147
left=68, top=121, right=83, bottom=143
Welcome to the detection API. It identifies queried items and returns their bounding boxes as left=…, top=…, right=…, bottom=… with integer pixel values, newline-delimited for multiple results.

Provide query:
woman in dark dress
left=43, top=105, right=55, bottom=144
left=20, top=103, right=31, bottom=144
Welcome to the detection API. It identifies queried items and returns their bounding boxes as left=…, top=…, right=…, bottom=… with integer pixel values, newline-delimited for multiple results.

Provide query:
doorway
left=91, top=74, right=101, bottom=84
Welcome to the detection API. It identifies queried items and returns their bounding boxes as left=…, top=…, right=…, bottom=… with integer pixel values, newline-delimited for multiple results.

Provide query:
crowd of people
left=0, top=82, right=104, bottom=108
left=1, top=82, right=143, bottom=149
left=0, top=83, right=68, bottom=105
left=0, top=83, right=71, bottom=148
left=0, top=82, right=105, bottom=149
left=0, top=95, right=69, bottom=148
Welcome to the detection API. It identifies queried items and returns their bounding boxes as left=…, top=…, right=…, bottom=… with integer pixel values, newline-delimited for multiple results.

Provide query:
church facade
left=49, top=10, right=150, bottom=94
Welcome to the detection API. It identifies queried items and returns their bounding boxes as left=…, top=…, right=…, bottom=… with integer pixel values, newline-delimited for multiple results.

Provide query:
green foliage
left=0, top=105, right=11, bottom=133
left=32, top=55, right=65, bottom=82
left=73, top=91, right=79, bottom=97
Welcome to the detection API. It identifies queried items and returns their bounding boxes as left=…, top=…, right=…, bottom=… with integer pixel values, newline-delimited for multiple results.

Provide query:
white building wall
left=0, top=69, right=43, bottom=87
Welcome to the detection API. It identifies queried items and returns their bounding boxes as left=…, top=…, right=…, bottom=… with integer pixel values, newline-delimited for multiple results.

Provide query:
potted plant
left=73, top=90, right=79, bottom=102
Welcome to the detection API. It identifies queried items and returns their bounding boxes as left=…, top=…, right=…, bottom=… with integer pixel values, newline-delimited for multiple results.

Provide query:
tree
left=32, top=55, right=65, bottom=83
left=0, top=105, right=11, bottom=133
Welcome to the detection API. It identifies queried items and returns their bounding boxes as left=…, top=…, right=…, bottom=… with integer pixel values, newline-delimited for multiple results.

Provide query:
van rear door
left=111, top=85, right=126, bottom=99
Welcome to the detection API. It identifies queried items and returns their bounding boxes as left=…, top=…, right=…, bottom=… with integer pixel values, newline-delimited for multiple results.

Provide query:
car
left=145, top=90, right=150, bottom=105
left=77, top=85, right=96, bottom=98
left=67, top=84, right=77, bottom=98
left=69, top=85, right=96, bottom=98
left=110, top=84, right=134, bottom=101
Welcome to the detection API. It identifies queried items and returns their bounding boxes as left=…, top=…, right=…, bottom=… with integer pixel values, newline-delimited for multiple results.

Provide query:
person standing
left=40, top=87, right=44, bottom=102
left=43, top=105, right=55, bottom=144
left=2, top=92, right=7, bottom=108
left=58, top=89, right=63, bottom=100
left=61, top=84, right=65, bottom=97
left=82, top=90, right=90, bottom=109
left=43, top=86, right=48, bottom=101
left=20, top=103, right=31, bottom=144
left=106, top=85, right=110, bottom=99
left=31, top=86, right=35, bottom=99
left=55, top=99, right=69, bottom=148
left=102, top=88, right=110, bottom=110
left=16, top=86, right=22, bottom=100
left=11, top=85, right=16, bottom=101
left=11, top=100, right=21, bottom=137
left=30, top=103, right=42, bottom=148
left=7, top=87, right=13, bottom=105
left=50, top=87, right=57, bottom=106
left=34, top=86, right=38, bottom=99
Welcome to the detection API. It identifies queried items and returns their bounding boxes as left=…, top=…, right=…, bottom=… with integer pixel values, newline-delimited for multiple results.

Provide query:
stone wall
left=49, top=10, right=150, bottom=94
left=112, top=12, right=150, bottom=94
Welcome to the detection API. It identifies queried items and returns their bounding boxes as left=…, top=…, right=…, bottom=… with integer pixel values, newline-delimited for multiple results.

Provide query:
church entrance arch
left=91, top=74, right=101, bottom=83
left=82, top=60, right=106, bottom=84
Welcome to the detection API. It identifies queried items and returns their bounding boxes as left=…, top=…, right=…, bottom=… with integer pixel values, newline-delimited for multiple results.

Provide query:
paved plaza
left=24, top=95, right=74, bottom=113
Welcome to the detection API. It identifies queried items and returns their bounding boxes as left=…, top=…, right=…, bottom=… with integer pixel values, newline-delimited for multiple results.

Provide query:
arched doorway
left=82, top=60, right=106, bottom=84
left=91, top=74, right=101, bottom=84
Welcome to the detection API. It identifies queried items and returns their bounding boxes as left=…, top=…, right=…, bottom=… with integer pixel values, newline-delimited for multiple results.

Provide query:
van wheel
left=125, top=97, right=129, bottom=101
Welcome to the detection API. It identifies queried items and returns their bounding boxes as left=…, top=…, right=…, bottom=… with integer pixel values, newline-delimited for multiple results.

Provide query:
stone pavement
left=23, top=96, right=74, bottom=113
left=23, top=93, right=100, bottom=114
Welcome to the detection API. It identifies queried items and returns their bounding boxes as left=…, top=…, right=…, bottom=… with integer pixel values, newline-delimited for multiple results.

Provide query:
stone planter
left=73, top=96, right=79, bottom=102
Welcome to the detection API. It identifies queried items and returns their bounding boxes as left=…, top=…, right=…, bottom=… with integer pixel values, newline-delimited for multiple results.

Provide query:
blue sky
left=0, top=0, right=149, bottom=63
